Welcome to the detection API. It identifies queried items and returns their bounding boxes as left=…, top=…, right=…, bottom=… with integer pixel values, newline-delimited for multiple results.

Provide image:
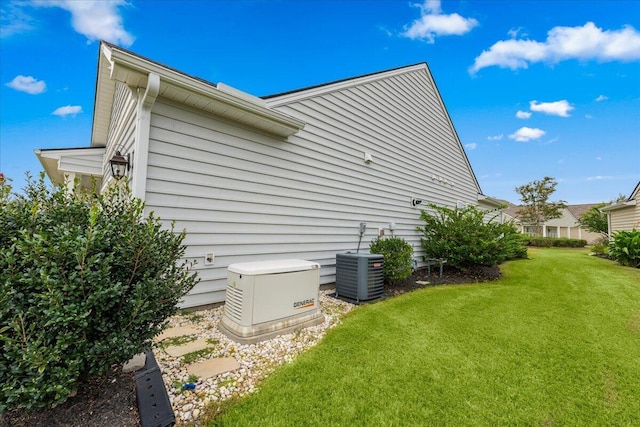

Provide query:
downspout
left=131, top=73, right=160, bottom=200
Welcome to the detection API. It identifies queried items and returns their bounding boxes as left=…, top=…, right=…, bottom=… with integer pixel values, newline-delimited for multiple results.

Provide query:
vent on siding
left=335, top=252, right=384, bottom=303
left=225, top=285, right=244, bottom=323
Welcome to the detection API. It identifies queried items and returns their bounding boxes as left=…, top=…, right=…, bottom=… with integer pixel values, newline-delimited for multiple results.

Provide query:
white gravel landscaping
left=154, top=289, right=355, bottom=425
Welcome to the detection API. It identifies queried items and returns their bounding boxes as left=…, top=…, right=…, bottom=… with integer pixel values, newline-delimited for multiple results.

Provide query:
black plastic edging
left=135, top=350, right=175, bottom=427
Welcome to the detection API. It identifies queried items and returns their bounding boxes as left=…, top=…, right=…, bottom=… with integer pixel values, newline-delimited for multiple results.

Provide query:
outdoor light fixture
left=109, top=150, right=130, bottom=180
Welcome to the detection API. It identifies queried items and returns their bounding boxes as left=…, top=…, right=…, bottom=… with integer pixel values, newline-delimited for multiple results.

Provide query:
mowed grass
left=209, top=248, right=640, bottom=426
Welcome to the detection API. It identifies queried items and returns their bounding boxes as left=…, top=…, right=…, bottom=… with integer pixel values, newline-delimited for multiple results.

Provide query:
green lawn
left=208, top=248, right=640, bottom=426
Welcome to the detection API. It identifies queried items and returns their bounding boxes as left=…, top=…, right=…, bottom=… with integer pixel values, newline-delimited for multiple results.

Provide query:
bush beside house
left=417, top=204, right=527, bottom=270
left=369, top=236, right=413, bottom=284
left=608, top=229, right=640, bottom=268
left=0, top=174, right=199, bottom=411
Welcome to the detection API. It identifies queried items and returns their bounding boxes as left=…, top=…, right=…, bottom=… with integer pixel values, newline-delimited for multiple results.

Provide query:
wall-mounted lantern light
left=109, top=150, right=130, bottom=180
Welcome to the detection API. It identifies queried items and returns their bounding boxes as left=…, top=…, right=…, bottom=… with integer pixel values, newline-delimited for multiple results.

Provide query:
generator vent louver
left=224, top=285, right=243, bottom=323
left=335, top=252, right=384, bottom=302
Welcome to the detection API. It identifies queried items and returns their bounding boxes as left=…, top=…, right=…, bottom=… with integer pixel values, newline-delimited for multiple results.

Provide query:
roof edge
left=264, top=63, right=428, bottom=107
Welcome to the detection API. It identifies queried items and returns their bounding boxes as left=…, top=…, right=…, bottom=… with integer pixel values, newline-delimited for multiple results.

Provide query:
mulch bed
left=384, top=264, right=502, bottom=296
left=1, top=264, right=501, bottom=426
left=1, top=367, right=140, bottom=427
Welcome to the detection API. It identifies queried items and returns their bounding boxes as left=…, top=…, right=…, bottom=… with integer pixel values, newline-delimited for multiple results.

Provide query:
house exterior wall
left=144, top=67, right=480, bottom=308
left=609, top=203, right=640, bottom=234
left=102, top=82, right=137, bottom=190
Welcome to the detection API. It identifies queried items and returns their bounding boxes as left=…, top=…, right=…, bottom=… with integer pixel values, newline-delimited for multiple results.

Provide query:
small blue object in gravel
left=182, top=383, right=196, bottom=390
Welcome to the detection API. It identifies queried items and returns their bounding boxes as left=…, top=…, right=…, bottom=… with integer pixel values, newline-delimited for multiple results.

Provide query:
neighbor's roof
left=504, top=203, right=603, bottom=222
left=566, top=203, right=603, bottom=219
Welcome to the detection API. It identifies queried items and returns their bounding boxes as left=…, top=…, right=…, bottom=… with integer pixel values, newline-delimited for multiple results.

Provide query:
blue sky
left=1, top=0, right=639, bottom=204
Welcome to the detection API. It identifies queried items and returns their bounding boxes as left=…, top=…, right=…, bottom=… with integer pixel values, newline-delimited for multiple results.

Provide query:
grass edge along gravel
left=205, top=248, right=640, bottom=426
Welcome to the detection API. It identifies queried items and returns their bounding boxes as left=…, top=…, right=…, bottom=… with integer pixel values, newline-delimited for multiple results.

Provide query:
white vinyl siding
left=145, top=67, right=480, bottom=307
left=102, top=82, right=137, bottom=188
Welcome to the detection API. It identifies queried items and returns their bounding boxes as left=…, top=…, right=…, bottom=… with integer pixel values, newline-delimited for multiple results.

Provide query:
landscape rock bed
left=154, top=288, right=356, bottom=425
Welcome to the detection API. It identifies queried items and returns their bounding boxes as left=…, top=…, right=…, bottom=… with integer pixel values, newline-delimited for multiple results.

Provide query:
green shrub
left=369, top=236, right=413, bottom=284
left=608, top=229, right=640, bottom=268
left=0, top=174, right=199, bottom=411
left=417, top=204, right=527, bottom=270
left=591, top=243, right=608, bottom=256
left=527, top=237, right=587, bottom=248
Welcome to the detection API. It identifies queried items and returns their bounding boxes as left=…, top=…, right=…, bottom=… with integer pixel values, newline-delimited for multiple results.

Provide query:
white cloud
left=516, top=110, right=531, bottom=119
left=470, top=22, right=640, bottom=73
left=508, top=27, right=528, bottom=39
left=586, top=175, right=613, bottom=181
left=5, top=75, right=46, bottom=94
left=508, top=127, right=546, bottom=142
left=35, top=0, right=134, bottom=46
left=487, top=134, right=503, bottom=140
left=402, top=0, right=478, bottom=43
left=595, top=94, right=608, bottom=102
left=464, top=142, right=477, bottom=150
left=52, top=105, right=83, bottom=117
left=585, top=114, right=593, bottom=119
left=1, top=2, right=35, bottom=38
left=530, top=100, right=574, bottom=117
left=595, top=156, right=602, bottom=161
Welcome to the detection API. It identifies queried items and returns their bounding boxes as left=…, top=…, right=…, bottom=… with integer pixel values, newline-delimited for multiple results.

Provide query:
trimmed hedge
left=527, top=237, right=588, bottom=248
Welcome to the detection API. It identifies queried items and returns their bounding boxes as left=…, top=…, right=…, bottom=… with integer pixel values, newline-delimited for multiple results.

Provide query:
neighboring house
left=601, top=181, right=640, bottom=236
left=36, top=41, right=497, bottom=308
left=503, top=204, right=603, bottom=243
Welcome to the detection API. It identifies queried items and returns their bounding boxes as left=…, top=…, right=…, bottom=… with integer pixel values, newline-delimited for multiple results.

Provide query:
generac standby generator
left=218, top=259, right=324, bottom=344
left=335, top=252, right=384, bottom=302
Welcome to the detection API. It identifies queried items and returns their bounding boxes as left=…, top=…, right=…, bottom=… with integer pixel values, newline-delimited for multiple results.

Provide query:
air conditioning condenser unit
left=219, top=259, right=324, bottom=344
left=335, top=252, right=384, bottom=303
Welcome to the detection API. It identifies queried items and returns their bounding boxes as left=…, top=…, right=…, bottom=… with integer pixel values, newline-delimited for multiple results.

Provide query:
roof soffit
left=91, top=43, right=305, bottom=143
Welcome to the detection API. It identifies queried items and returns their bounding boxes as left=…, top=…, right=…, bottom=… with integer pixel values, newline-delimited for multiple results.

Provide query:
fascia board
left=601, top=200, right=637, bottom=212
left=91, top=45, right=117, bottom=147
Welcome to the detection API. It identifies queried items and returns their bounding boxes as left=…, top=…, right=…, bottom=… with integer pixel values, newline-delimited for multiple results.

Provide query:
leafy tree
left=515, top=176, right=566, bottom=237
left=578, top=203, right=608, bottom=237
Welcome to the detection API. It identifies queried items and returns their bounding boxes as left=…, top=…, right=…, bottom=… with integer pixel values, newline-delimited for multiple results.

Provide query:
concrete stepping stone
left=164, top=338, right=211, bottom=357
left=187, top=357, right=241, bottom=379
left=155, top=325, right=200, bottom=342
